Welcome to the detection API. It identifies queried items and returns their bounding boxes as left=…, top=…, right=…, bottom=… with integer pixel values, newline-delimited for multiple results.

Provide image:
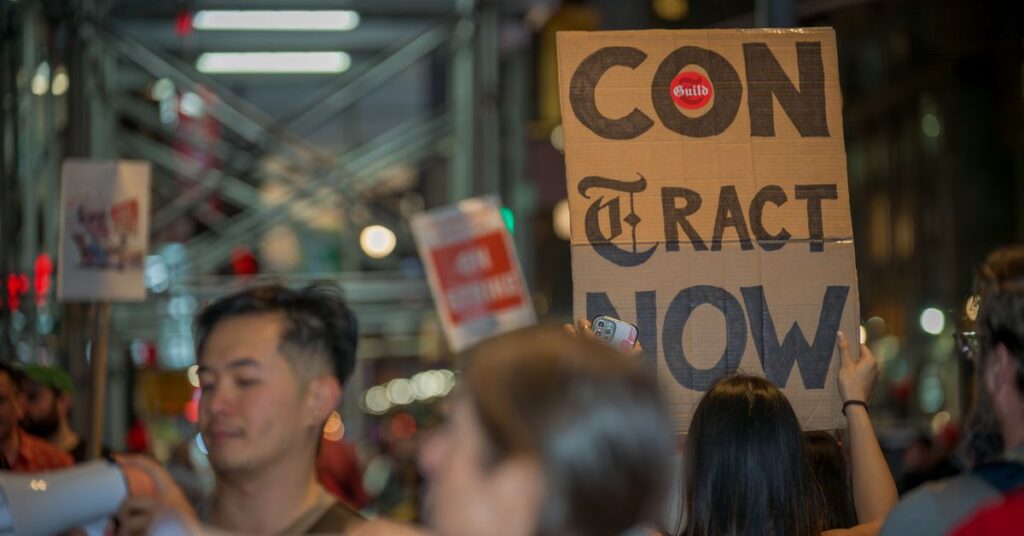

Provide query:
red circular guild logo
left=670, top=70, right=713, bottom=110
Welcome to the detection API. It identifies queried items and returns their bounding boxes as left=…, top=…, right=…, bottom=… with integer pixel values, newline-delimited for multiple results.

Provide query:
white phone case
left=592, top=316, right=638, bottom=352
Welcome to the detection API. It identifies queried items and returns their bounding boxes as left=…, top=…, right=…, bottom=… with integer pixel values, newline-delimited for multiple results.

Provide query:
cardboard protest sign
left=557, top=29, right=857, bottom=431
left=412, top=197, right=536, bottom=352
left=59, top=159, right=151, bottom=302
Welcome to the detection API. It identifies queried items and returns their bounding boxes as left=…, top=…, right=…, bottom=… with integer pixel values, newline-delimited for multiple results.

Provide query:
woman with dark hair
left=677, top=332, right=898, bottom=536
left=806, top=431, right=857, bottom=530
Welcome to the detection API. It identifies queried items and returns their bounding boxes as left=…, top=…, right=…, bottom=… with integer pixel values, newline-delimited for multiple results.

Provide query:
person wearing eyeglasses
left=881, top=245, right=1024, bottom=535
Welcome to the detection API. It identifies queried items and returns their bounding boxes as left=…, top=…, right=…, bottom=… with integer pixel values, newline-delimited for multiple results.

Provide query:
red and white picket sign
left=412, top=197, right=535, bottom=352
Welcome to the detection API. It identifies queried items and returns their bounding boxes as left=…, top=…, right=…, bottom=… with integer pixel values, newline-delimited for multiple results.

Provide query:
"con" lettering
left=569, top=42, right=830, bottom=139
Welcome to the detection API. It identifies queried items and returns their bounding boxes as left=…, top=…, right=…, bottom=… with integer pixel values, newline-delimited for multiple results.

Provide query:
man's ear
left=305, top=376, right=342, bottom=427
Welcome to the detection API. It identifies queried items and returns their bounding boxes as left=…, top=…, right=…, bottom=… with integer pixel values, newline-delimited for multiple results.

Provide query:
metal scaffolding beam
left=100, top=16, right=454, bottom=179
left=283, top=19, right=455, bottom=136
left=186, top=112, right=450, bottom=273
left=92, top=22, right=332, bottom=166
left=449, top=0, right=476, bottom=201
left=116, top=131, right=263, bottom=229
left=99, top=17, right=457, bottom=273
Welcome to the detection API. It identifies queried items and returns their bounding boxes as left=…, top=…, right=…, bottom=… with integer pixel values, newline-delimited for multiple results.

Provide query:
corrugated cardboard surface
left=557, top=28, right=857, bottom=432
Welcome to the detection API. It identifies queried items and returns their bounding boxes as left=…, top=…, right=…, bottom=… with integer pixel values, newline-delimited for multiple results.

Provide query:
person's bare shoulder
left=345, top=519, right=432, bottom=536
left=822, top=520, right=881, bottom=536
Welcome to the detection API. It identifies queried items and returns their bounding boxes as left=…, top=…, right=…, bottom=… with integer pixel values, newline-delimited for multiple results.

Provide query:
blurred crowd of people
left=2, top=244, right=1023, bottom=536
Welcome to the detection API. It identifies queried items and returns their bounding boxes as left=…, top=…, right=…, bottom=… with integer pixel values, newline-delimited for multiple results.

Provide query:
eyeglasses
left=953, top=331, right=978, bottom=363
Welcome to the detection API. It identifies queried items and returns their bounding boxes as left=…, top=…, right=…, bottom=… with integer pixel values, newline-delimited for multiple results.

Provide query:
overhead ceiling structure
left=103, top=2, right=439, bottom=272
left=100, top=0, right=551, bottom=276
left=0, top=0, right=550, bottom=367
left=60, top=0, right=550, bottom=357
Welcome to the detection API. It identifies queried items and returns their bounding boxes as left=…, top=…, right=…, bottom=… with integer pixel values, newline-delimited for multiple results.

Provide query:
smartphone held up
left=591, top=315, right=639, bottom=352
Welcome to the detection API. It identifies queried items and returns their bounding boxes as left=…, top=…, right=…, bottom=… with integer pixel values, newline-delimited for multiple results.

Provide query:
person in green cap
left=19, top=363, right=107, bottom=462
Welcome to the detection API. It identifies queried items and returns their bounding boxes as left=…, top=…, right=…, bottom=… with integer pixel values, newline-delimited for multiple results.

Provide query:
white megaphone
left=0, top=460, right=128, bottom=536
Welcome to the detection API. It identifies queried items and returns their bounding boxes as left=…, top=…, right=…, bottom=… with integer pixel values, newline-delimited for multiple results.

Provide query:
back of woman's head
left=682, top=375, right=822, bottom=536
left=805, top=431, right=855, bottom=530
left=464, top=325, right=673, bottom=536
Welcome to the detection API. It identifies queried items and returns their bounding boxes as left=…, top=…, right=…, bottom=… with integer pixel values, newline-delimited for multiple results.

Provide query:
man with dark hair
left=193, top=283, right=363, bottom=534
left=882, top=245, right=1024, bottom=535
left=18, top=363, right=109, bottom=462
left=0, top=363, right=73, bottom=471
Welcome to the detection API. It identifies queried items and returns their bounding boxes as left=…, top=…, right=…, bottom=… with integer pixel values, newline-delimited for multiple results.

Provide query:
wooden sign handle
left=87, top=302, right=111, bottom=460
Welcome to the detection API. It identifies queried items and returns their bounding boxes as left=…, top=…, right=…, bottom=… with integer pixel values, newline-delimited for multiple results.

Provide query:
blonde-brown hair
left=462, top=325, right=672, bottom=536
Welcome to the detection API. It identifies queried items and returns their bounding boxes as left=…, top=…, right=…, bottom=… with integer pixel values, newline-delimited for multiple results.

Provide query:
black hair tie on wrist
left=842, top=400, right=868, bottom=416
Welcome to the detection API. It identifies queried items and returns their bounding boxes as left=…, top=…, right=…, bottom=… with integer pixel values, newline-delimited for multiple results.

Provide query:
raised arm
left=836, top=332, right=898, bottom=525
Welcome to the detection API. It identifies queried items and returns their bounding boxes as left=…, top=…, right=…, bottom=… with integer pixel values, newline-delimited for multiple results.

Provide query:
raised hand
left=836, top=331, right=879, bottom=403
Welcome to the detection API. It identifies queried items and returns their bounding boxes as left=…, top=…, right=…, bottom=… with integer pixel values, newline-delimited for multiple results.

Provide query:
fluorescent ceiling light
left=196, top=52, right=351, bottom=74
left=192, top=10, right=360, bottom=31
